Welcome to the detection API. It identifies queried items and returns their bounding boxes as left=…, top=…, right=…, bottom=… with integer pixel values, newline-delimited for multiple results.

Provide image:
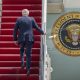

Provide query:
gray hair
left=22, top=9, right=29, bottom=16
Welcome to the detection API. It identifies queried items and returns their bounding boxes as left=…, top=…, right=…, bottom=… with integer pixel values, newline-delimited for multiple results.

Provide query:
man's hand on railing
left=44, top=32, right=46, bottom=35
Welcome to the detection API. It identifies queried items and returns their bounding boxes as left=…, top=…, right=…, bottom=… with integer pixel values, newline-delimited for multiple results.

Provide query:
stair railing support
left=40, top=0, right=53, bottom=80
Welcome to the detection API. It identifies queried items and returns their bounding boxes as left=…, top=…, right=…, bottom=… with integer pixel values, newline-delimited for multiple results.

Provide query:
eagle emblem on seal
left=66, top=24, right=80, bottom=46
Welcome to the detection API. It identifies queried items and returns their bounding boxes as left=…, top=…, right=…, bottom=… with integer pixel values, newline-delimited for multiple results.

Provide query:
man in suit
left=13, top=9, right=44, bottom=75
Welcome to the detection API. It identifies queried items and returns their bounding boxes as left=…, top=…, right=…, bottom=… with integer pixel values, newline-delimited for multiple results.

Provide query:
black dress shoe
left=21, top=63, right=24, bottom=69
left=21, top=65, right=24, bottom=69
left=27, top=70, right=30, bottom=76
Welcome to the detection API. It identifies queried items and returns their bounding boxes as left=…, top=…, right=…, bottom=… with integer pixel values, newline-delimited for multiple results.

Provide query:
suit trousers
left=20, top=41, right=33, bottom=70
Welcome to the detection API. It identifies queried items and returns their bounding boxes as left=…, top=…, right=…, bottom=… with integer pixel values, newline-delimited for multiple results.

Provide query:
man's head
left=22, top=9, right=29, bottom=16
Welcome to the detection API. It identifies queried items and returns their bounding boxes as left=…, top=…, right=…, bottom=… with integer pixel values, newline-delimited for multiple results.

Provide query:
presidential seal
left=51, top=12, right=80, bottom=56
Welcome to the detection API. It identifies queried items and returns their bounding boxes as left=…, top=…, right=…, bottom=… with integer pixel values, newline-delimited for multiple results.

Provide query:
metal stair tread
left=0, top=54, right=40, bottom=56
left=1, top=22, right=41, bottom=24
left=0, top=28, right=42, bottom=35
left=0, top=28, right=41, bottom=30
left=0, top=61, right=39, bottom=63
left=0, top=74, right=39, bottom=76
left=2, top=10, right=41, bottom=12
left=2, top=4, right=41, bottom=6
left=0, top=67, right=39, bottom=69
left=0, top=47, right=40, bottom=49
left=0, top=41, right=40, bottom=43
left=0, top=35, right=40, bottom=37
left=1, top=16, right=41, bottom=18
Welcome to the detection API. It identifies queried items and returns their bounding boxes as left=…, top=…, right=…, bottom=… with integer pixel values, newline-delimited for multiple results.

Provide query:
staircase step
left=0, top=41, right=40, bottom=48
left=2, top=5, right=41, bottom=10
left=0, top=35, right=41, bottom=41
left=2, top=0, right=42, bottom=79
left=1, top=23, right=41, bottom=29
left=0, top=61, right=39, bottom=67
left=0, top=54, right=40, bottom=61
left=0, top=67, right=39, bottom=74
left=1, top=29, right=41, bottom=35
left=0, top=74, right=39, bottom=80
left=0, top=48, right=40, bottom=54
left=2, top=10, right=41, bottom=16
left=3, top=0, right=41, bottom=4
left=1, top=17, right=41, bottom=23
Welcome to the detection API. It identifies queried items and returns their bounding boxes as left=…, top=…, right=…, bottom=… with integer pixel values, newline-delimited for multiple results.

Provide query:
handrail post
left=42, top=0, right=47, bottom=80
left=40, top=0, right=53, bottom=80
left=39, top=0, right=47, bottom=80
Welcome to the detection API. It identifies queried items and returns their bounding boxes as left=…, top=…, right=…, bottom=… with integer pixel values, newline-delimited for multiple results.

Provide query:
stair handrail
left=39, top=0, right=53, bottom=80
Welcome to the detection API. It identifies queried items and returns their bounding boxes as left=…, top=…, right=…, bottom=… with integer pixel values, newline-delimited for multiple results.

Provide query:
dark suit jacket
left=13, top=16, right=44, bottom=44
